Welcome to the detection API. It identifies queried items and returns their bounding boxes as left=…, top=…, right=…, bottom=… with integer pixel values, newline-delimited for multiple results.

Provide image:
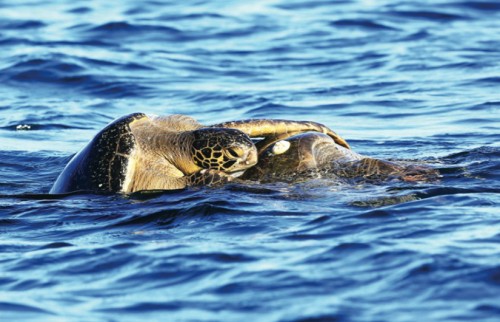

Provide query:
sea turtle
left=50, top=113, right=345, bottom=194
left=241, top=132, right=438, bottom=183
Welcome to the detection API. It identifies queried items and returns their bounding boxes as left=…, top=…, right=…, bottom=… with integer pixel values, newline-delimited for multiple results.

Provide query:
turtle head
left=191, top=128, right=258, bottom=173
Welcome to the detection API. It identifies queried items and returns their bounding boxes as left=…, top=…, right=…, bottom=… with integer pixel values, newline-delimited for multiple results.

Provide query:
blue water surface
left=1, top=0, right=499, bottom=321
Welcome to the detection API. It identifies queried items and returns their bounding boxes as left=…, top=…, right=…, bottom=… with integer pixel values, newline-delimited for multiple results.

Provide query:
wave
left=1, top=54, right=153, bottom=98
left=0, top=20, right=46, bottom=30
left=0, top=302, right=54, bottom=316
left=448, top=1, right=500, bottom=12
left=78, top=21, right=183, bottom=41
left=384, top=9, right=468, bottom=21
left=330, top=19, right=399, bottom=31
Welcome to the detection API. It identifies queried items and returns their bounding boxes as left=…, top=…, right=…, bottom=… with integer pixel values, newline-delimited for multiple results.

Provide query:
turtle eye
left=225, top=147, right=244, bottom=159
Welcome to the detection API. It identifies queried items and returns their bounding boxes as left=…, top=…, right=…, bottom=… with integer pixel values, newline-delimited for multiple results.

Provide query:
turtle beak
left=229, top=148, right=257, bottom=177
left=223, top=143, right=258, bottom=174
left=243, top=146, right=258, bottom=167
left=228, top=146, right=258, bottom=173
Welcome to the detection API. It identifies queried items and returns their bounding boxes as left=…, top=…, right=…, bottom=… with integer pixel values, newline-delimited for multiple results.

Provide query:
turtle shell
left=50, top=113, right=146, bottom=193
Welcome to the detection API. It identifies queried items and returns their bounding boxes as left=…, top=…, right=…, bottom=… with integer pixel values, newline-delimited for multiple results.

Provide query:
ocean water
left=1, top=0, right=499, bottom=321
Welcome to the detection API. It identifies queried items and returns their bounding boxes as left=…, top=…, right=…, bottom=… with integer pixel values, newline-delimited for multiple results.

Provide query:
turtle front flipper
left=123, top=169, right=232, bottom=192
left=210, top=119, right=350, bottom=151
left=187, top=169, right=233, bottom=186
